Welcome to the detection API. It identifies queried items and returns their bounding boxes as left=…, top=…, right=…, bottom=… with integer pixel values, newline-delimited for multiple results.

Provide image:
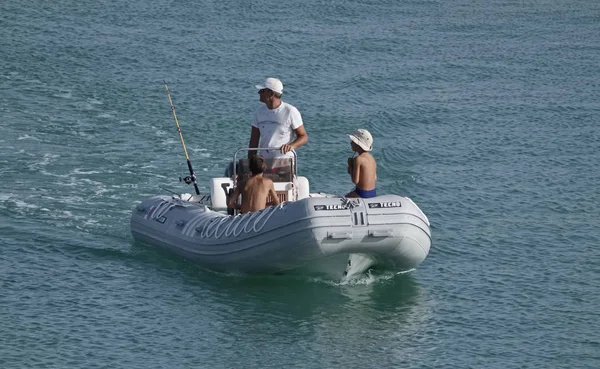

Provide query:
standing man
left=249, top=77, right=308, bottom=159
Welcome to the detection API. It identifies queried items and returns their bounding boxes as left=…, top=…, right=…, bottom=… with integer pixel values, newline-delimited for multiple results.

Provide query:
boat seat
left=268, top=190, right=289, bottom=204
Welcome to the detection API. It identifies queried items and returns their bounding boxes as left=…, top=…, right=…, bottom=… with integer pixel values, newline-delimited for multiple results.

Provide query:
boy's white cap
left=255, top=77, right=283, bottom=94
left=348, top=129, right=373, bottom=151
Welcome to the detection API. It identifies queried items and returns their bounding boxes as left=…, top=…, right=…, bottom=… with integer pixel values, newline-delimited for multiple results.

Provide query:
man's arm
left=248, top=126, right=260, bottom=158
left=281, top=125, right=308, bottom=154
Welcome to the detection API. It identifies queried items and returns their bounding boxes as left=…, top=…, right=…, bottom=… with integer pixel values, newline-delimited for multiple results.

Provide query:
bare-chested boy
left=228, top=156, right=281, bottom=214
left=345, top=129, right=377, bottom=198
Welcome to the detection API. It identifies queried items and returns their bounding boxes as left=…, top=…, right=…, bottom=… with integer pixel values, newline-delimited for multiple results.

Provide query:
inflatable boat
left=130, top=149, right=431, bottom=278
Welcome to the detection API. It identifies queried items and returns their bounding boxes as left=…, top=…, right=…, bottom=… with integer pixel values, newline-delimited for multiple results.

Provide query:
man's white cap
left=255, top=77, right=283, bottom=94
left=348, top=129, right=373, bottom=152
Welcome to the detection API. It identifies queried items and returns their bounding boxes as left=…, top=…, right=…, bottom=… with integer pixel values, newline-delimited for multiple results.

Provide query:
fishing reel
left=180, top=176, right=193, bottom=185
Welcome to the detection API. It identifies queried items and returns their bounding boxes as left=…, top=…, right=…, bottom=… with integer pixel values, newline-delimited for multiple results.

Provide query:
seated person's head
left=249, top=155, right=267, bottom=175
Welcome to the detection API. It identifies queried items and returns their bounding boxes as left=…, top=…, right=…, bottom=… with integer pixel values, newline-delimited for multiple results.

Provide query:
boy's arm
left=351, top=156, right=361, bottom=184
left=267, top=180, right=280, bottom=206
left=227, top=183, right=242, bottom=209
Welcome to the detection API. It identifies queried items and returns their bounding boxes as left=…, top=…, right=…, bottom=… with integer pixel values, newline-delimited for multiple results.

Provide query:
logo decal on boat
left=368, top=201, right=402, bottom=208
left=314, top=204, right=348, bottom=211
left=314, top=199, right=360, bottom=211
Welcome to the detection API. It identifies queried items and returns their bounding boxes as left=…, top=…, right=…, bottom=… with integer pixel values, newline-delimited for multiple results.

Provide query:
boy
left=345, top=129, right=377, bottom=198
left=228, top=156, right=281, bottom=214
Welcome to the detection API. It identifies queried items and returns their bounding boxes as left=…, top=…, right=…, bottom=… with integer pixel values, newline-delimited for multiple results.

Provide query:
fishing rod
left=164, top=81, right=200, bottom=195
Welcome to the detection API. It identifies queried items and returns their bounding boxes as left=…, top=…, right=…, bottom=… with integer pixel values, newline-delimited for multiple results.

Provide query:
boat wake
left=310, top=268, right=415, bottom=287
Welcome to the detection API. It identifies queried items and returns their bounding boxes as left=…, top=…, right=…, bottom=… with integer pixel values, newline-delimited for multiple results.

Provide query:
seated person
left=227, top=156, right=281, bottom=214
left=345, top=129, right=377, bottom=198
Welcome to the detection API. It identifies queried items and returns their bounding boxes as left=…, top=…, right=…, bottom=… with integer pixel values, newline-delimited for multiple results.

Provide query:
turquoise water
left=1, top=0, right=599, bottom=367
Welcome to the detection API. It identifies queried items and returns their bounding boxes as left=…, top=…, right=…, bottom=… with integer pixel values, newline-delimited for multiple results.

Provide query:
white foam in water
left=126, top=163, right=157, bottom=169
left=17, top=134, right=41, bottom=141
left=343, top=269, right=414, bottom=285
left=40, top=153, right=60, bottom=165
left=38, top=169, right=69, bottom=178
left=54, top=91, right=72, bottom=99
left=340, top=272, right=378, bottom=286
left=12, top=199, right=39, bottom=210
left=307, top=269, right=403, bottom=287
left=88, top=98, right=103, bottom=105
left=162, top=138, right=179, bottom=145
left=97, top=112, right=115, bottom=119
left=83, top=219, right=99, bottom=226
left=60, top=196, right=85, bottom=205
left=71, top=168, right=103, bottom=175
left=73, top=178, right=104, bottom=186
left=93, top=188, right=110, bottom=196
left=78, top=102, right=95, bottom=110
left=27, top=154, right=65, bottom=177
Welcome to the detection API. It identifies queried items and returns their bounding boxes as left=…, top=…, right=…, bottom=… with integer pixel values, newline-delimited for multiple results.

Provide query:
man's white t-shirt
left=251, top=101, right=303, bottom=159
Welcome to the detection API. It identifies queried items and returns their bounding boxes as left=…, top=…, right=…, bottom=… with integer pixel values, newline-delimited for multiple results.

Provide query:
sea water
left=1, top=0, right=599, bottom=367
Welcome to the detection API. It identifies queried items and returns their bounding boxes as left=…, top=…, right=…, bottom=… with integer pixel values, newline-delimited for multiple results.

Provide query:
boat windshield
left=237, top=157, right=294, bottom=183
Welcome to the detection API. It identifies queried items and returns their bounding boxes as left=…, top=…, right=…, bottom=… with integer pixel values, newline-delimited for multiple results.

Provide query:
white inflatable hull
left=130, top=194, right=431, bottom=278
